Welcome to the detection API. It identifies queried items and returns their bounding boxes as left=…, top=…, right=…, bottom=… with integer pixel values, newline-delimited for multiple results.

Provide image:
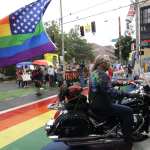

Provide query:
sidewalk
left=0, top=80, right=58, bottom=111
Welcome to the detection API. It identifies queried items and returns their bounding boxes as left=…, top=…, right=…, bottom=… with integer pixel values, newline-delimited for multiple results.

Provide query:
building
left=44, top=53, right=59, bottom=67
left=139, top=0, right=150, bottom=71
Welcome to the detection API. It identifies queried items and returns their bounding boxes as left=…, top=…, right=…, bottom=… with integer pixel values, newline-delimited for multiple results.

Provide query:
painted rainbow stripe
left=0, top=88, right=88, bottom=149
left=0, top=95, right=57, bottom=149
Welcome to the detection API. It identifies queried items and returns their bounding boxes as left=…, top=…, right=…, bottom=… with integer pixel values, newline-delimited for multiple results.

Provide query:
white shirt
left=48, top=67, right=55, bottom=76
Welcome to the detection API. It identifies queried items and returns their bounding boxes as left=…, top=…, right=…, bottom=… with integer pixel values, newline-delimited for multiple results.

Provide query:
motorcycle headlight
left=45, top=119, right=54, bottom=130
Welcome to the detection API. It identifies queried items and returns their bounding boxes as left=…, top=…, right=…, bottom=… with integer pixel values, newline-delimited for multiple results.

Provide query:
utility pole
left=60, top=0, right=65, bottom=70
left=135, top=0, right=142, bottom=73
left=118, top=16, right=122, bottom=64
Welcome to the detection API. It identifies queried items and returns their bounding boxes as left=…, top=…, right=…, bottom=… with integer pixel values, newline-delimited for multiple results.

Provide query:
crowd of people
left=15, top=63, right=89, bottom=95
left=15, top=60, right=137, bottom=96
left=16, top=65, right=63, bottom=95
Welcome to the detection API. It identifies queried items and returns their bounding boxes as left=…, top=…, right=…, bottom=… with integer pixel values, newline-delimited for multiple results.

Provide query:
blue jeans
left=110, top=104, right=134, bottom=137
left=93, top=103, right=134, bottom=137
left=79, top=75, right=85, bottom=87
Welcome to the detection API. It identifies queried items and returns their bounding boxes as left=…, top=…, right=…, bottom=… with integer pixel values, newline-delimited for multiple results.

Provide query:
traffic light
left=80, top=26, right=85, bottom=36
left=140, top=51, right=144, bottom=55
left=91, top=21, right=96, bottom=33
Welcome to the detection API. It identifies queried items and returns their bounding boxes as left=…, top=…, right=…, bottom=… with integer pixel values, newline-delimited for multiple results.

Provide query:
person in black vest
left=88, top=55, right=141, bottom=143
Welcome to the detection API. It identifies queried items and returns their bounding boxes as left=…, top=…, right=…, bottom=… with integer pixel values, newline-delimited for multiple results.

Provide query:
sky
left=0, top=0, right=132, bottom=46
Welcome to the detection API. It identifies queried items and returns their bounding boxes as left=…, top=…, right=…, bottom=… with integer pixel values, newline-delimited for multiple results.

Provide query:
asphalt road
left=42, top=138, right=150, bottom=150
left=0, top=80, right=58, bottom=111
left=42, top=141, right=133, bottom=150
left=1, top=80, right=150, bottom=150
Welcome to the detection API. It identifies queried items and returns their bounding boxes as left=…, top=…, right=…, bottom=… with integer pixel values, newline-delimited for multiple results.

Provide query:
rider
left=88, top=55, right=136, bottom=143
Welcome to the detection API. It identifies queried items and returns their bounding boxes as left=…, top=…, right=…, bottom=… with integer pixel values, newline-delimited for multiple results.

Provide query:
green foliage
left=115, top=36, right=133, bottom=62
left=44, top=21, right=94, bottom=63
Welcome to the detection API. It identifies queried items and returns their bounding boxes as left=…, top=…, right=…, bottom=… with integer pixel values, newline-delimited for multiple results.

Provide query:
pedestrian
left=108, top=65, right=113, bottom=80
left=16, top=68, right=23, bottom=87
left=127, top=64, right=133, bottom=80
left=47, top=65, right=55, bottom=87
left=33, top=67, right=43, bottom=96
left=56, top=67, right=64, bottom=87
left=79, top=63, right=85, bottom=87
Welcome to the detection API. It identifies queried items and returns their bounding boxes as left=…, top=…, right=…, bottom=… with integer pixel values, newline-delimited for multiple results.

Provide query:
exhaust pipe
left=55, top=135, right=104, bottom=142
left=66, top=138, right=123, bottom=146
left=48, top=135, right=59, bottom=140
left=55, top=125, right=119, bottom=142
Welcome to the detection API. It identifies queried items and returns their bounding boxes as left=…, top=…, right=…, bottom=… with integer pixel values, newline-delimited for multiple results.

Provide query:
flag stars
left=17, top=26, right=21, bottom=30
left=28, top=29, right=33, bottom=32
left=37, top=10, right=40, bottom=14
left=26, top=15, right=30, bottom=19
left=30, top=11, right=33, bottom=14
left=33, top=7, right=37, bottom=10
left=37, top=3, right=40, bottom=6
left=37, top=17, right=40, bottom=20
left=40, top=6, right=44, bottom=10
left=24, top=26, right=28, bottom=29
left=13, top=23, right=17, bottom=27
left=23, top=18, right=27, bottom=22
left=21, top=29, right=25, bottom=33
left=16, top=19, right=19, bottom=23
left=27, top=22, right=31, bottom=25
left=22, top=11, right=26, bottom=15
left=26, top=7, right=29, bottom=11
left=29, top=4, right=33, bottom=7
left=30, top=18, right=34, bottom=22
left=32, top=25, right=35, bottom=28
left=34, top=14, right=37, bottom=18
left=19, top=16, right=23, bottom=19
left=14, top=30, right=18, bottom=34
left=44, top=2, right=47, bottom=6
left=20, top=23, right=24, bottom=26
left=12, top=16, right=16, bottom=20
left=15, top=12, right=18, bottom=16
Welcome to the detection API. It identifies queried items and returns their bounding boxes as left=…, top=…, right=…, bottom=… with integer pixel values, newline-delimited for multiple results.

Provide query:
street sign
left=111, top=38, right=118, bottom=42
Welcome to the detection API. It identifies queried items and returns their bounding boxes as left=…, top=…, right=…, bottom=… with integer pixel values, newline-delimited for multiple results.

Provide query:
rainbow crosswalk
left=0, top=96, right=57, bottom=150
left=0, top=88, right=88, bottom=150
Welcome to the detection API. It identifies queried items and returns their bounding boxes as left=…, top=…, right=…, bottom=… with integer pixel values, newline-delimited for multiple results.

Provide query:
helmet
left=67, top=85, right=83, bottom=99
left=59, top=84, right=82, bottom=102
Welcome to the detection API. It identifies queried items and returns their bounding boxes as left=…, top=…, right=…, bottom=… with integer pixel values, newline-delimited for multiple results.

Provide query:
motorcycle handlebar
left=48, top=102, right=65, bottom=110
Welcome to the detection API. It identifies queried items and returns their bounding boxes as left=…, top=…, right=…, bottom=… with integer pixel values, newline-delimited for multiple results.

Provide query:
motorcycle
left=45, top=83, right=150, bottom=146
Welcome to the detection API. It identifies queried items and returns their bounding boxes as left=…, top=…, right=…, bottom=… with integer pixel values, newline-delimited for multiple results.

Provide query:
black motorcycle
left=45, top=83, right=150, bottom=146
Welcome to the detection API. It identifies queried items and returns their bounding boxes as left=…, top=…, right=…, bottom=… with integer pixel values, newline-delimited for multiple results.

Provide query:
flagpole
left=118, top=16, right=122, bottom=64
left=60, top=0, right=65, bottom=70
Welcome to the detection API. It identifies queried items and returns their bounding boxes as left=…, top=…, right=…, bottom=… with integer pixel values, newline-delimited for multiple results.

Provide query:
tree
left=115, top=36, right=133, bottom=63
left=44, top=21, right=94, bottom=63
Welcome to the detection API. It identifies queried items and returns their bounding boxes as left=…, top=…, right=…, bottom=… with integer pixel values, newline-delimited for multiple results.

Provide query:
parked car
left=0, top=73, right=13, bottom=81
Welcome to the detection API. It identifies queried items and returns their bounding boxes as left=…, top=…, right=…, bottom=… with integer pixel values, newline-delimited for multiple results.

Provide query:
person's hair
left=92, top=55, right=110, bottom=71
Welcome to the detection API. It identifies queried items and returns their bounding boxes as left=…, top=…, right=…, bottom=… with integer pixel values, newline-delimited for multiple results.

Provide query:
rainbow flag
left=0, top=0, right=56, bottom=67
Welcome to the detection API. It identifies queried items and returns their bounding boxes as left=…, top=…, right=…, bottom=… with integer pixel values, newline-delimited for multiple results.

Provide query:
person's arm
left=99, top=72, right=128, bottom=98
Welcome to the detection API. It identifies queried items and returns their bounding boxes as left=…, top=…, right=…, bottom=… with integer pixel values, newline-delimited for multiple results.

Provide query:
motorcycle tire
left=56, top=112, right=93, bottom=138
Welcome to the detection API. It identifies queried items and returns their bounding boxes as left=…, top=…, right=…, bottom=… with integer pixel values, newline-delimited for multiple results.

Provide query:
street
left=0, top=88, right=150, bottom=150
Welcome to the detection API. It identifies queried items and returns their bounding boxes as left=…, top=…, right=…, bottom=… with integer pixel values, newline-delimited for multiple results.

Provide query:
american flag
left=127, top=5, right=135, bottom=17
left=9, top=0, right=51, bottom=35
